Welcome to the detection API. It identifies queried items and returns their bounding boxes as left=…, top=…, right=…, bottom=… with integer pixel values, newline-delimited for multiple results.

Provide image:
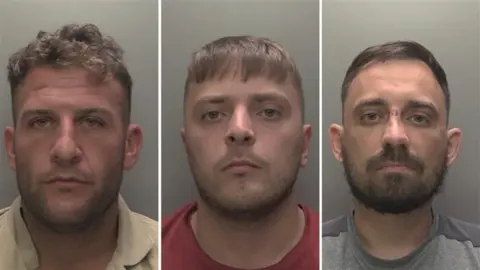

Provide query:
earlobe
left=4, top=127, right=16, bottom=171
left=329, top=124, right=344, bottom=162
left=180, top=128, right=186, bottom=144
left=300, top=124, right=312, bottom=167
left=446, top=128, right=462, bottom=166
left=123, top=124, right=143, bottom=170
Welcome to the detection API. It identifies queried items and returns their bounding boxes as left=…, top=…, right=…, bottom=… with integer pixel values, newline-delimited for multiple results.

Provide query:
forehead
left=187, top=77, right=298, bottom=104
left=346, top=60, right=445, bottom=110
left=17, top=67, right=124, bottom=111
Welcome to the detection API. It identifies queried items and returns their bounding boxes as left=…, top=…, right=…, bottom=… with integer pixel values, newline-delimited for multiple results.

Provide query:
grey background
left=322, top=0, right=480, bottom=223
left=161, top=0, right=320, bottom=216
left=0, top=0, right=158, bottom=220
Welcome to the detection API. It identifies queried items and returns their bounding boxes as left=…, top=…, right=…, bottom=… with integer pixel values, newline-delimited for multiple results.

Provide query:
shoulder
left=0, top=205, right=11, bottom=226
left=131, top=211, right=158, bottom=242
left=298, top=204, right=319, bottom=248
left=0, top=201, right=23, bottom=269
left=322, top=215, right=349, bottom=238
left=301, top=204, right=319, bottom=223
left=162, top=202, right=197, bottom=240
left=437, top=214, right=480, bottom=247
left=117, top=198, right=158, bottom=268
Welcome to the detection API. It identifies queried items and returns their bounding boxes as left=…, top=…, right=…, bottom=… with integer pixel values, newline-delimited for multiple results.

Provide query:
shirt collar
left=8, top=195, right=156, bottom=268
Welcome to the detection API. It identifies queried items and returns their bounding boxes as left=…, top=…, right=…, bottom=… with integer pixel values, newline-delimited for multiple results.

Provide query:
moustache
left=366, top=144, right=425, bottom=173
left=218, top=152, right=265, bottom=170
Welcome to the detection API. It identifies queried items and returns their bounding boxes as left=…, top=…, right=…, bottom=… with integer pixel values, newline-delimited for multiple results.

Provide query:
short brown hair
left=7, top=23, right=132, bottom=122
left=341, top=40, right=450, bottom=120
left=184, top=36, right=305, bottom=120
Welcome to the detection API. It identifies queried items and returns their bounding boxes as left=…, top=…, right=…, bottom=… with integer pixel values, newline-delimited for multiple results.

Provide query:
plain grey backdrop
left=322, top=0, right=480, bottom=223
left=0, top=0, right=158, bottom=219
left=162, top=0, right=319, bottom=216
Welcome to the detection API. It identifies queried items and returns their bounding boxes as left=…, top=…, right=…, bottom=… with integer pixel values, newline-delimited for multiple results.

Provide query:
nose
left=382, top=115, right=409, bottom=146
left=50, top=120, right=82, bottom=166
left=224, top=107, right=255, bottom=146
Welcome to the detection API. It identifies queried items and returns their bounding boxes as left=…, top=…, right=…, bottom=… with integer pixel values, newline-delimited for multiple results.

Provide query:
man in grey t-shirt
left=323, top=40, right=480, bottom=270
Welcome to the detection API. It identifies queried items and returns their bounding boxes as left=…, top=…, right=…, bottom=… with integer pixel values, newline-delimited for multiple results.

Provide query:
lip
left=45, top=177, right=90, bottom=185
left=379, top=163, right=412, bottom=172
left=223, top=160, right=259, bottom=171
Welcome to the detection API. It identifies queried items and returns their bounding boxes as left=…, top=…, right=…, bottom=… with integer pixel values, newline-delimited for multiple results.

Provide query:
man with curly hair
left=0, top=23, right=157, bottom=270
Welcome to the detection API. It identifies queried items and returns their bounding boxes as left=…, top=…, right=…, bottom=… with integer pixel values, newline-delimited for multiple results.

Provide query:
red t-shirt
left=162, top=202, right=319, bottom=270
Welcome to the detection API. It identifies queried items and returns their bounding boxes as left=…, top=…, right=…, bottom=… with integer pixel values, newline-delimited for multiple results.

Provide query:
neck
left=353, top=202, right=433, bottom=260
left=192, top=196, right=305, bottom=269
left=23, top=202, right=119, bottom=269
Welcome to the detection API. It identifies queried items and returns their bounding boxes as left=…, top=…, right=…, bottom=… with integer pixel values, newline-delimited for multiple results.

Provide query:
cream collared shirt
left=0, top=196, right=158, bottom=270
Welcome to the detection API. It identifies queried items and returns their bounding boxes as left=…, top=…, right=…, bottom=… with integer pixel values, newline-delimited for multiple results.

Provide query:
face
left=329, top=60, right=461, bottom=214
left=182, top=76, right=311, bottom=221
left=4, top=67, right=142, bottom=233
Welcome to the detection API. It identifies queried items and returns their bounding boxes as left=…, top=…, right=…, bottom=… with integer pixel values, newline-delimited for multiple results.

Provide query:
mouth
left=45, top=176, right=90, bottom=185
left=378, top=163, right=413, bottom=172
left=223, top=160, right=260, bottom=172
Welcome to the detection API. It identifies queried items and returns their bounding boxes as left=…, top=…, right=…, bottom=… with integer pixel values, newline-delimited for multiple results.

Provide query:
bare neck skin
left=22, top=202, right=119, bottom=270
left=192, top=195, right=305, bottom=269
left=353, top=201, right=433, bottom=260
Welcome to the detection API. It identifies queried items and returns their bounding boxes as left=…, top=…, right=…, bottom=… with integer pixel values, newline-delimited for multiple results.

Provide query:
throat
left=21, top=203, right=119, bottom=269
left=192, top=201, right=305, bottom=268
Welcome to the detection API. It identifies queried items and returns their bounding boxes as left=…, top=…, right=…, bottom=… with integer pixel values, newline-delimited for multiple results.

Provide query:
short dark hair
left=7, top=23, right=133, bottom=122
left=184, top=36, right=305, bottom=120
left=341, top=40, right=450, bottom=120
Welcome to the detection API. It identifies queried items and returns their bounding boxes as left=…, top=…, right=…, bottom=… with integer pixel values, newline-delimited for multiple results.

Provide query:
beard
left=341, top=144, right=448, bottom=214
left=185, top=141, right=304, bottom=223
left=15, top=153, right=124, bottom=234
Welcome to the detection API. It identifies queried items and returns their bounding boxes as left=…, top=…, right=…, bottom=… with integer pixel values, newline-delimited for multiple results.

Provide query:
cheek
left=186, top=133, right=225, bottom=166
left=78, top=135, right=124, bottom=160
left=410, top=133, right=446, bottom=160
left=347, top=132, right=380, bottom=159
left=255, top=131, right=301, bottom=164
left=15, top=135, right=50, bottom=163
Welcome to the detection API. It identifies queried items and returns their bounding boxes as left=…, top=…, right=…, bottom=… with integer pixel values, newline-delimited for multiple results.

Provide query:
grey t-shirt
left=322, top=211, right=480, bottom=270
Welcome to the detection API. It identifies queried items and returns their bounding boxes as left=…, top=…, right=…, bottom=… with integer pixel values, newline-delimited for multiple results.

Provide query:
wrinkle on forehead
left=16, top=67, right=124, bottom=114
left=30, top=69, right=113, bottom=91
left=348, top=60, right=444, bottom=109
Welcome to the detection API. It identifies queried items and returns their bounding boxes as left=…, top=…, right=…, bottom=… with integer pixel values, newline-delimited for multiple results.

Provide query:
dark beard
left=341, top=146, right=448, bottom=214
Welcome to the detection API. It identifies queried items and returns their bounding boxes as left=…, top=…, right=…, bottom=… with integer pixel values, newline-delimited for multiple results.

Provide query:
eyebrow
left=353, top=98, right=388, bottom=113
left=196, top=92, right=288, bottom=105
left=404, top=100, right=437, bottom=112
left=19, top=108, right=113, bottom=121
left=353, top=98, right=438, bottom=114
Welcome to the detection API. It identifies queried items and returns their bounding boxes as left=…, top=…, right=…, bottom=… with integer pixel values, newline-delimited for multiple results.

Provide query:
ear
left=300, top=124, right=312, bottom=167
left=4, top=126, right=16, bottom=171
left=446, top=127, right=462, bottom=166
left=123, top=124, right=143, bottom=170
left=180, top=127, right=186, bottom=146
left=329, top=123, right=344, bottom=162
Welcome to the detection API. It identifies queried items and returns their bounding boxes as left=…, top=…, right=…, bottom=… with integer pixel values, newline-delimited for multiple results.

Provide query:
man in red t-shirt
left=162, top=36, right=319, bottom=270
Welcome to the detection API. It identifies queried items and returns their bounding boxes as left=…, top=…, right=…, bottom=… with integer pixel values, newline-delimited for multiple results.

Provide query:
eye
left=201, top=110, right=224, bottom=121
left=29, top=117, right=54, bottom=128
left=360, top=112, right=381, bottom=124
left=259, top=108, right=281, bottom=119
left=80, top=117, right=104, bottom=127
left=409, top=114, right=430, bottom=126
